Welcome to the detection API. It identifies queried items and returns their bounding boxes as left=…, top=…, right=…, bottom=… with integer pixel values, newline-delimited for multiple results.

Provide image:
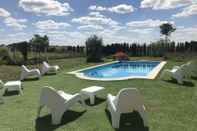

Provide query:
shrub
left=86, top=35, right=103, bottom=62
left=113, top=52, right=129, bottom=61
left=0, top=47, right=12, bottom=65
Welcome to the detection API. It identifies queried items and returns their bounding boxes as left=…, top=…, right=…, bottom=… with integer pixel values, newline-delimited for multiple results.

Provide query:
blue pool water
left=80, top=61, right=160, bottom=78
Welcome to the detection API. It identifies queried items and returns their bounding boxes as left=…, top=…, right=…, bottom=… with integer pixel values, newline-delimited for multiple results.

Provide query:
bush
left=86, top=35, right=103, bottom=62
left=113, top=52, right=129, bottom=61
left=0, top=47, right=12, bottom=65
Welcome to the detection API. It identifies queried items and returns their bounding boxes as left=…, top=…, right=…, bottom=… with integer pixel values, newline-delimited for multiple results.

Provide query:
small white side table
left=81, top=86, right=105, bottom=105
left=4, top=81, right=23, bottom=95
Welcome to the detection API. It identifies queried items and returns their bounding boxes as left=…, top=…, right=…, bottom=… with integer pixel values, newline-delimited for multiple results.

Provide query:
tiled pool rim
left=68, top=60, right=167, bottom=81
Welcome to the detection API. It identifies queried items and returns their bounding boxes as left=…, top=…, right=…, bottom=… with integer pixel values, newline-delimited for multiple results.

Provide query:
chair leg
left=37, top=105, right=44, bottom=118
left=19, top=86, right=23, bottom=95
left=90, top=94, right=95, bottom=105
left=79, top=99, right=86, bottom=110
left=111, top=112, right=120, bottom=129
left=136, top=106, right=148, bottom=127
left=176, top=76, right=183, bottom=84
left=51, top=110, right=64, bottom=125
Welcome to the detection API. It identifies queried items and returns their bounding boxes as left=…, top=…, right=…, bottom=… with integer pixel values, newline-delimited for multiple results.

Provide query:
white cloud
left=19, top=0, right=73, bottom=16
left=0, top=8, right=27, bottom=30
left=72, top=12, right=119, bottom=28
left=78, top=25, right=104, bottom=30
left=173, top=4, right=197, bottom=17
left=89, top=5, right=106, bottom=11
left=89, top=4, right=134, bottom=14
left=141, top=0, right=192, bottom=10
left=108, top=4, right=134, bottom=14
left=4, top=17, right=27, bottom=30
left=34, top=20, right=71, bottom=30
left=126, top=19, right=173, bottom=29
left=0, top=8, right=11, bottom=17
left=172, top=26, right=197, bottom=42
left=89, top=12, right=104, bottom=17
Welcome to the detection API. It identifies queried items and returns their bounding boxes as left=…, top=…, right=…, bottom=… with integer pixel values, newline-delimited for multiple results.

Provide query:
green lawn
left=0, top=57, right=197, bottom=131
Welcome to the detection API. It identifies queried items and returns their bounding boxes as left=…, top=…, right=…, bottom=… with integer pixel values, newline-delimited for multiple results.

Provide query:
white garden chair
left=106, top=88, right=148, bottom=129
left=37, top=86, right=86, bottom=125
left=41, top=61, right=60, bottom=75
left=20, top=65, right=41, bottom=80
left=161, top=67, right=184, bottom=84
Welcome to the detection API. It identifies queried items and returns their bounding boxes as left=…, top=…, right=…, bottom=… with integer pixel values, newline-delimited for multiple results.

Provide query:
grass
left=0, top=57, right=197, bottom=131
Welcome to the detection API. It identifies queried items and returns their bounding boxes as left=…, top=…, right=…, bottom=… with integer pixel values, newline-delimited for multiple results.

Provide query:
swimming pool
left=69, top=60, right=166, bottom=81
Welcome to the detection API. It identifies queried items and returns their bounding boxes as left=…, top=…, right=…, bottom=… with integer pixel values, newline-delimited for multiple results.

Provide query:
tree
left=9, top=41, right=29, bottom=63
left=160, top=23, right=176, bottom=44
left=30, top=34, right=49, bottom=62
left=160, top=23, right=176, bottom=55
left=86, top=35, right=103, bottom=62
left=16, top=41, right=29, bottom=62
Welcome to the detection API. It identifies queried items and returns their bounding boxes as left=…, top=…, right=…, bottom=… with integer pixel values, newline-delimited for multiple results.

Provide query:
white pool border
left=68, top=60, right=167, bottom=81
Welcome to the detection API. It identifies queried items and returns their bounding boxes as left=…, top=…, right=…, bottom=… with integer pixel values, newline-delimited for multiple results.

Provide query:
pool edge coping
left=67, top=60, right=167, bottom=81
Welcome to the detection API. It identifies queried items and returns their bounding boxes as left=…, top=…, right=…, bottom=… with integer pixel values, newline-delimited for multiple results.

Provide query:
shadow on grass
left=105, top=110, right=149, bottom=131
left=35, top=110, right=86, bottom=131
left=191, top=76, right=197, bottom=80
left=22, top=77, right=40, bottom=81
left=164, top=79, right=195, bottom=87
left=84, top=97, right=106, bottom=106
left=3, top=91, right=20, bottom=96
left=44, top=73, right=57, bottom=76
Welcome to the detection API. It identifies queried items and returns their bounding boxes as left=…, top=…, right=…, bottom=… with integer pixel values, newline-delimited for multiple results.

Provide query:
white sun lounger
left=161, top=67, right=184, bottom=84
left=37, top=86, right=86, bottom=125
left=106, top=88, right=148, bottom=128
left=20, top=65, right=41, bottom=80
left=41, top=61, right=60, bottom=75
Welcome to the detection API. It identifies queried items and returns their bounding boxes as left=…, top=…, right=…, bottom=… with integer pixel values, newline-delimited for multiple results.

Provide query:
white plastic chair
left=41, top=61, right=60, bottom=75
left=106, top=88, right=148, bottom=129
left=20, top=65, right=41, bottom=80
left=37, top=86, right=86, bottom=125
left=161, top=67, right=184, bottom=84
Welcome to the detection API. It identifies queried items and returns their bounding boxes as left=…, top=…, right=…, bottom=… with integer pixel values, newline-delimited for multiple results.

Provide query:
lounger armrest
left=107, top=94, right=117, bottom=112
left=173, top=66, right=180, bottom=69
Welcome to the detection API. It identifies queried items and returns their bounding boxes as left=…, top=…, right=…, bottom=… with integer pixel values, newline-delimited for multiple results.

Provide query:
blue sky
left=0, top=0, right=197, bottom=45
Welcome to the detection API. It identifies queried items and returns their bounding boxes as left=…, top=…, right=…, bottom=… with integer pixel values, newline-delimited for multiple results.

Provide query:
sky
left=0, top=0, right=197, bottom=46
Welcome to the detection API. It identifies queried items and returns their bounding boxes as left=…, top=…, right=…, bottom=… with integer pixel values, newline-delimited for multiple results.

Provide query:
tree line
left=103, top=40, right=197, bottom=57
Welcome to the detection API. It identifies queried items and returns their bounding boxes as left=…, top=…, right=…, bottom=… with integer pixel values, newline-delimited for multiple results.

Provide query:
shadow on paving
left=35, top=110, right=86, bottom=131
left=84, top=97, right=106, bottom=106
left=164, top=79, right=195, bottom=87
left=105, top=110, right=149, bottom=131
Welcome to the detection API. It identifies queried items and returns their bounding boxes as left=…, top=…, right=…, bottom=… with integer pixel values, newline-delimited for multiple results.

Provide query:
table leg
left=90, top=94, right=95, bottom=105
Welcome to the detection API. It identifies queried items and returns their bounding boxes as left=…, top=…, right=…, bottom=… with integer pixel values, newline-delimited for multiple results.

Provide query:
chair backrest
left=187, top=61, right=195, bottom=69
left=21, top=65, right=29, bottom=72
left=40, top=86, right=65, bottom=109
left=43, top=61, right=50, bottom=68
left=116, top=88, right=144, bottom=113
left=179, top=64, right=190, bottom=76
